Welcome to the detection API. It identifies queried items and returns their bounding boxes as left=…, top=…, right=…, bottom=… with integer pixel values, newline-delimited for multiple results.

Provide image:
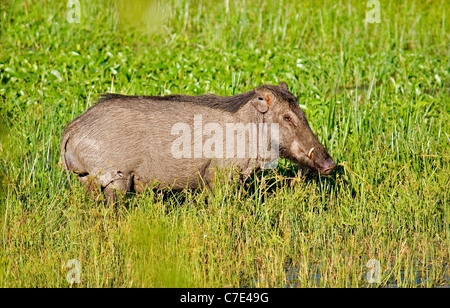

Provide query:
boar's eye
left=283, top=114, right=293, bottom=122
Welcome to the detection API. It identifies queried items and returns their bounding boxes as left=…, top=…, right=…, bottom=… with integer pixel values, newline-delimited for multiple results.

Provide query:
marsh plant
left=0, top=0, right=448, bottom=287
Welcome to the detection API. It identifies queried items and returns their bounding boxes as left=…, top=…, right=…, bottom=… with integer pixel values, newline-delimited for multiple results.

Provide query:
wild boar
left=61, top=82, right=336, bottom=202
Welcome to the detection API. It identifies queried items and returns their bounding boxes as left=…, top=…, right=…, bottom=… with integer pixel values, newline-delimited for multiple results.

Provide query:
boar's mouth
left=280, top=146, right=337, bottom=175
left=316, top=157, right=337, bottom=175
left=304, top=147, right=337, bottom=175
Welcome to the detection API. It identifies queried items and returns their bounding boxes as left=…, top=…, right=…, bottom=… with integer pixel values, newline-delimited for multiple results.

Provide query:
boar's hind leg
left=78, top=171, right=132, bottom=203
left=78, top=173, right=103, bottom=200
left=102, top=171, right=134, bottom=204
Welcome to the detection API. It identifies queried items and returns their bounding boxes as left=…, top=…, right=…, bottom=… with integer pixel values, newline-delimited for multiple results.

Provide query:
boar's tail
left=61, top=132, right=74, bottom=191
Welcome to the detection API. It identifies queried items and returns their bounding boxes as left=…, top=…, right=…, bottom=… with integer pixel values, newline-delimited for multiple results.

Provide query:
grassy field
left=0, top=0, right=449, bottom=287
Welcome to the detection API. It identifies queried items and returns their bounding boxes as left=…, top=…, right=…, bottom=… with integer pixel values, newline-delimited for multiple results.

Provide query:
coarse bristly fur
left=61, top=83, right=336, bottom=203
left=95, top=84, right=299, bottom=114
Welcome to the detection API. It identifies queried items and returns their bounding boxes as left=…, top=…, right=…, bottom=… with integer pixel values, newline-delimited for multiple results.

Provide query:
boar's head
left=251, top=82, right=336, bottom=175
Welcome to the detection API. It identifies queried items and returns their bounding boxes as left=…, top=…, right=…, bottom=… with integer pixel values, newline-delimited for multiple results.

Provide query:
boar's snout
left=318, top=157, right=337, bottom=175
left=289, top=141, right=337, bottom=176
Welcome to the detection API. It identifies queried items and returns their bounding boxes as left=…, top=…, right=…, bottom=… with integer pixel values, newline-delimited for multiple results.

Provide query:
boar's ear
left=251, top=88, right=274, bottom=114
left=279, top=82, right=288, bottom=90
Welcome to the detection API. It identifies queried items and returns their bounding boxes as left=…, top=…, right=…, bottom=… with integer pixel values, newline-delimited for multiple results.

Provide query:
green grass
left=0, top=0, right=449, bottom=287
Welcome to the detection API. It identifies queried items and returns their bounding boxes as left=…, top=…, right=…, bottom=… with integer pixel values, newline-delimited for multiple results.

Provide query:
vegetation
left=0, top=0, right=448, bottom=287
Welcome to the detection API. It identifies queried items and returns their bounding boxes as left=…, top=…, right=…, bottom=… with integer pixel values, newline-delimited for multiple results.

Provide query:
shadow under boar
left=61, top=82, right=336, bottom=202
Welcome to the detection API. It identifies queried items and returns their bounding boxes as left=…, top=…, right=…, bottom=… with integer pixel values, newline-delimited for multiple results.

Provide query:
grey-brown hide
left=61, top=82, right=336, bottom=202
